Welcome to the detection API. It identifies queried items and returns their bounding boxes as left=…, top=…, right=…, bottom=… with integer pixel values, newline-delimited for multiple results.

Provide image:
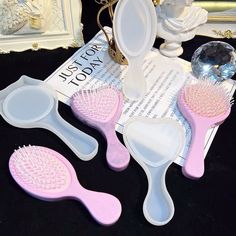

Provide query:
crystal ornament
left=191, top=41, right=236, bottom=82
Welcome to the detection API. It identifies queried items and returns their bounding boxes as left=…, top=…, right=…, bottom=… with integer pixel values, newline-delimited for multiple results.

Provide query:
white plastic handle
left=123, top=58, right=147, bottom=101
left=40, top=109, right=98, bottom=161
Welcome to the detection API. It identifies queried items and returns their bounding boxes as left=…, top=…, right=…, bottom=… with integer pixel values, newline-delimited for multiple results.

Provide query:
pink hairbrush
left=9, top=145, right=122, bottom=225
left=70, top=87, right=130, bottom=171
left=177, top=79, right=233, bottom=179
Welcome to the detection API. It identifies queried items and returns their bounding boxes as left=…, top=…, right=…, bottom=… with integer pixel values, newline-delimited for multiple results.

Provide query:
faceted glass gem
left=191, top=41, right=236, bottom=82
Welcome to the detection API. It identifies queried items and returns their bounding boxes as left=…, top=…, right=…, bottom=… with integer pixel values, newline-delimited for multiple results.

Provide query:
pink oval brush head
left=70, top=87, right=130, bottom=171
left=177, top=79, right=232, bottom=179
left=9, top=145, right=122, bottom=225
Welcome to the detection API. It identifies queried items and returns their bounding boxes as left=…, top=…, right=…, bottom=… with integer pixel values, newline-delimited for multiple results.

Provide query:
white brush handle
left=123, top=57, right=146, bottom=101
left=40, top=110, right=98, bottom=161
left=143, top=161, right=174, bottom=226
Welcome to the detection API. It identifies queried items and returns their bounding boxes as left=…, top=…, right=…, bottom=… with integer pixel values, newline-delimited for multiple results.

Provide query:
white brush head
left=123, top=117, right=184, bottom=167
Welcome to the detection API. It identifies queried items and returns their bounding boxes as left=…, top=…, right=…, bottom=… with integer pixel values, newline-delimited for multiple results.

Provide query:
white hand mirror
left=113, top=0, right=157, bottom=101
left=123, top=117, right=184, bottom=225
left=0, top=75, right=98, bottom=161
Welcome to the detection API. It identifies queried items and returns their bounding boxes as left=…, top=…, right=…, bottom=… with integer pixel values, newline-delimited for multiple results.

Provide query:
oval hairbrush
left=177, top=79, right=233, bottom=179
left=9, top=145, right=122, bottom=226
left=71, top=87, right=130, bottom=171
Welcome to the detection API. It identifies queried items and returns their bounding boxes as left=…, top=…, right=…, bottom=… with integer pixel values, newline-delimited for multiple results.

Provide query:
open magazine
left=45, top=27, right=235, bottom=166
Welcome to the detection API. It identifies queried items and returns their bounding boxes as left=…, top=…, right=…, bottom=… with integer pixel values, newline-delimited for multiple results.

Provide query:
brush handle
left=143, top=161, right=174, bottom=226
left=104, top=127, right=130, bottom=171
left=183, top=124, right=208, bottom=179
left=70, top=183, right=122, bottom=225
left=41, top=110, right=98, bottom=161
left=122, top=58, right=146, bottom=101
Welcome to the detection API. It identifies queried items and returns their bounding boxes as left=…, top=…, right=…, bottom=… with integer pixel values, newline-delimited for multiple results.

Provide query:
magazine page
left=45, top=27, right=235, bottom=166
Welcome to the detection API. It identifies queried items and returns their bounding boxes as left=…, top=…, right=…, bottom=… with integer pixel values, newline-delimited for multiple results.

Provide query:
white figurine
left=0, top=0, right=28, bottom=34
left=156, top=0, right=208, bottom=57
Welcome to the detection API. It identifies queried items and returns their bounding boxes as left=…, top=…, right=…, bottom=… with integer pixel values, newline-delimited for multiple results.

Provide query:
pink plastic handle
left=69, top=183, right=122, bottom=225
left=104, top=127, right=130, bottom=171
left=183, top=123, right=209, bottom=179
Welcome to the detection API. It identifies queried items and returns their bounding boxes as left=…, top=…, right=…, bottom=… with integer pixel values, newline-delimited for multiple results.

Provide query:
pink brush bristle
left=178, top=79, right=233, bottom=179
left=72, top=87, right=119, bottom=123
left=9, top=145, right=122, bottom=226
left=9, top=145, right=70, bottom=193
left=183, top=80, right=232, bottom=117
left=71, top=86, right=130, bottom=172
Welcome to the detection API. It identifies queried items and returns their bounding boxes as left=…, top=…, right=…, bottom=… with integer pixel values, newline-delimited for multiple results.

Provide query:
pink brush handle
left=103, top=128, right=130, bottom=171
left=183, top=123, right=209, bottom=179
left=69, top=183, right=122, bottom=225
